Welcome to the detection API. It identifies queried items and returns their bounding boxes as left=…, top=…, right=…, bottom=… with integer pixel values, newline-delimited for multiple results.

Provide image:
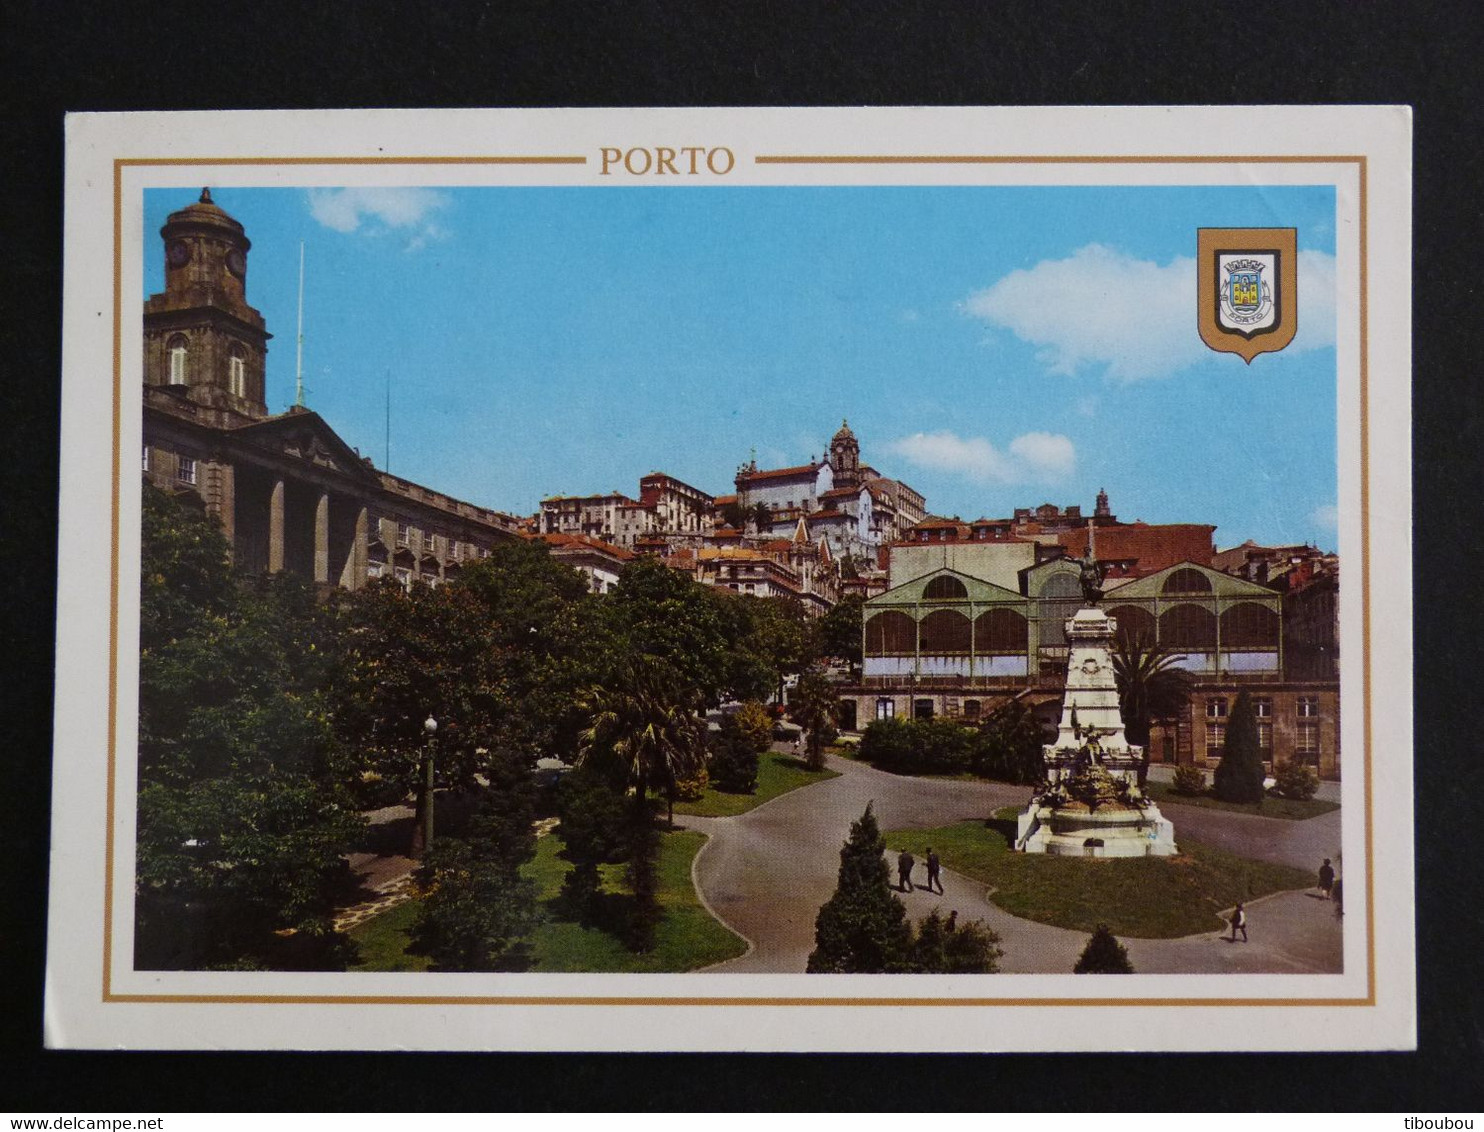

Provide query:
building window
left=1297, top=696, right=1319, bottom=717
left=1205, top=721, right=1226, bottom=755
left=176, top=456, right=196, bottom=485
left=168, top=337, right=188, bottom=385
left=1206, top=698, right=1227, bottom=719
left=962, top=699, right=982, bottom=721
left=875, top=698, right=895, bottom=721
left=228, top=352, right=246, bottom=397
left=397, top=523, right=411, bottom=547
left=1295, top=721, right=1320, bottom=762
left=367, top=562, right=384, bottom=579
left=1254, top=697, right=1273, bottom=750
left=142, top=445, right=150, bottom=472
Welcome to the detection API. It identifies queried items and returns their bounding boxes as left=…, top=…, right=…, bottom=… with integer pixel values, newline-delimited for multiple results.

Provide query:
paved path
left=684, top=750, right=1342, bottom=975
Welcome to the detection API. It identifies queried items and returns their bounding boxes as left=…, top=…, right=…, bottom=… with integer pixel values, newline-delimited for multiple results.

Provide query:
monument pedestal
left=1017, top=605, right=1178, bottom=858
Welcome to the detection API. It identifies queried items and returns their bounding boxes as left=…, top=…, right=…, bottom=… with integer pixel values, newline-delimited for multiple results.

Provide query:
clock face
left=226, top=249, right=246, bottom=278
left=166, top=240, right=191, bottom=268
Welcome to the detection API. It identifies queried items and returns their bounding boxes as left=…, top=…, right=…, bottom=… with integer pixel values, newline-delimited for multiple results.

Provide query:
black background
left=3, top=0, right=1480, bottom=1113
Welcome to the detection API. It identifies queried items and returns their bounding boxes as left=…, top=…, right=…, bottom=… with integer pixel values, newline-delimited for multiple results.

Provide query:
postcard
left=46, top=106, right=1413, bottom=1051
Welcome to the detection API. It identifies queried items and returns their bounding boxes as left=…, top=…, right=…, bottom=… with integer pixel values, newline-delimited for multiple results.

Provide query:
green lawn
left=884, top=819, right=1313, bottom=938
left=1146, top=781, right=1339, bottom=821
left=672, top=751, right=839, bottom=818
left=347, top=898, right=431, bottom=972
left=349, top=826, right=746, bottom=973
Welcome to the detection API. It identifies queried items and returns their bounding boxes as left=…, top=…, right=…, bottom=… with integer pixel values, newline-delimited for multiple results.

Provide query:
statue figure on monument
left=1078, top=548, right=1104, bottom=605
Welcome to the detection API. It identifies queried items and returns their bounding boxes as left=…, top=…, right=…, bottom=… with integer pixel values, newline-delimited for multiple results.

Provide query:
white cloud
left=1311, top=503, right=1339, bottom=531
left=888, top=429, right=1075, bottom=485
left=306, top=187, right=450, bottom=250
left=962, top=244, right=1337, bottom=381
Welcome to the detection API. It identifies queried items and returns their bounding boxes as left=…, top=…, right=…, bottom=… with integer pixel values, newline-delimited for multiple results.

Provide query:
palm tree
left=577, top=655, right=707, bottom=826
left=1112, top=633, right=1194, bottom=787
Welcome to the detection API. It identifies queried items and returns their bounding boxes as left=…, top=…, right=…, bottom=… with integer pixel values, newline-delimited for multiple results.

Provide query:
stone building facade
left=142, top=190, right=521, bottom=590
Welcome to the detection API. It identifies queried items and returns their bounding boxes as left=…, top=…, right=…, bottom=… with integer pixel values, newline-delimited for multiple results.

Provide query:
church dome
left=832, top=419, right=856, bottom=443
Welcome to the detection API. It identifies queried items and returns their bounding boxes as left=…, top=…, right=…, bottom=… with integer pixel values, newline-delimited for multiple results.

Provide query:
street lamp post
left=410, top=714, right=437, bottom=858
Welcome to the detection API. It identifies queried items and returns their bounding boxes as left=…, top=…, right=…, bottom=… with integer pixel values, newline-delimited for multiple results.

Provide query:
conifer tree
left=1074, top=923, right=1134, bottom=973
left=807, top=803, right=913, bottom=973
left=1214, top=688, right=1267, bottom=804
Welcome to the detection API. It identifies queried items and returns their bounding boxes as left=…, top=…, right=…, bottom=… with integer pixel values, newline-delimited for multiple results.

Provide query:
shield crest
left=1197, top=227, right=1297, bottom=363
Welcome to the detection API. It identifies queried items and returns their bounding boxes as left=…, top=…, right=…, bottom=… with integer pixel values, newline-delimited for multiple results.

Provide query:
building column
left=268, top=478, right=285, bottom=573
left=314, top=492, right=331, bottom=584
left=349, top=506, right=369, bottom=590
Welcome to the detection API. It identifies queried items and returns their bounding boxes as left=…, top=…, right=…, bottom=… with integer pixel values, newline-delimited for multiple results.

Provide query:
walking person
left=925, top=848, right=943, bottom=894
left=1318, top=858, right=1336, bottom=899
left=897, top=849, right=915, bottom=892
left=1229, top=902, right=1248, bottom=943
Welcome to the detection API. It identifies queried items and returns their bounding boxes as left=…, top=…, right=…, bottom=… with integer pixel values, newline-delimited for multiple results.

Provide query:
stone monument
left=1015, top=601, right=1178, bottom=858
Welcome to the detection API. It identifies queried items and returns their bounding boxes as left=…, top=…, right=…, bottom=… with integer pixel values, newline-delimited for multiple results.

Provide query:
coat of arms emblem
left=1197, top=227, right=1297, bottom=363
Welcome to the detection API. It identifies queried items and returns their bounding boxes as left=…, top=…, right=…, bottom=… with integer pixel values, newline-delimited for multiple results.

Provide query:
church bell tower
left=143, top=188, right=271, bottom=422
left=829, top=419, right=861, bottom=490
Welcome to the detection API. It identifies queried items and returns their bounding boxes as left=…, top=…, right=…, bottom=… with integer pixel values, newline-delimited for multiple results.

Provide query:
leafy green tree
left=709, top=715, right=761, bottom=793
left=719, top=499, right=747, bottom=530
left=1074, top=924, right=1134, bottom=973
left=1214, top=688, right=1266, bottom=804
left=604, top=556, right=739, bottom=704
left=974, top=701, right=1047, bottom=784
left=335, top=578, right=511, bottom=855
left=744, top=595, right=813, bottom=703
left=789, top=666, right=840, bottom=770
left=807, top=803, right=913, bottom=973
left=1113, top=634, right=1194, bottom=786
left=407, top=786, right=542, bottom=971
left=815, top=594, right=865, bottom=671
left=554, top=755, right=631, bottom=921
left=909, top=909, right=1003, bottom=973
left=749, top=502, right=773, bottom=532
left=135, top=485, right=362, bottom=970
left=732, top=700, right=774, bottom=754
left=454, top=541, right=603, bottom=760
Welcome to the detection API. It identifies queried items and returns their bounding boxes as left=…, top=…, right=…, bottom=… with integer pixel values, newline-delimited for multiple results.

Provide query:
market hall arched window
left=1159, top=603, right=1217, bottom=650
left=1107, top=604, right=1157, bottom=649
left=1161, top=567, right=1212, bottom=594
left=919, top=609, right=972, bottom=654
left=1219, top=602, right=1280, bottom=648
left=864, top=610, right=917, bottom=655
left=923, top=574, right=969, bottom=601
left=974, top=607, right=1028, bottom=652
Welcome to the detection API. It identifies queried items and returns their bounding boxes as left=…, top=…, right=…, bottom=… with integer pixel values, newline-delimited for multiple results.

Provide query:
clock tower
left=143, top=188, right=271, bottom=423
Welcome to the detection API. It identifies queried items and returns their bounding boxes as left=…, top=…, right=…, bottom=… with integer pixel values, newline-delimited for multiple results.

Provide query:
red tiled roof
left=1057, top=523, right=1216, bottom=575
left=737, top=462, right=822, bottom=483
left=820, top=485, right=862, bottom=499
left=809, top=509, right=845, bottom=520
left=713, top=494, right=738, bottom=507
left=539, top=532, right=634, bottom=560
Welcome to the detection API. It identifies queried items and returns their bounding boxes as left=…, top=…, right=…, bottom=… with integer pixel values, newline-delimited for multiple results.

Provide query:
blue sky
left=144, top=184, right=1338, bottom=549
